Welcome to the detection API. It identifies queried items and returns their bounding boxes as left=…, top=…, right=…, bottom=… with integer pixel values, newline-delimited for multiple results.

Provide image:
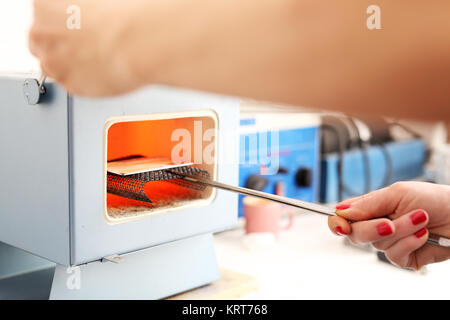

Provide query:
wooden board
left=167, top=269, right=258, bottom=300
left=107, top=157, right=193, bottom=176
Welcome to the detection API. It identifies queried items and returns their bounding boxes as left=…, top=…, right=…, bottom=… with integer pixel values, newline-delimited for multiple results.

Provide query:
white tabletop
left=214, top=212, right=450, bottom=299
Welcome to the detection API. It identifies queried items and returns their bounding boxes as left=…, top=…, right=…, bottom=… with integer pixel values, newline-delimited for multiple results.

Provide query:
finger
left=335, top=183, right=405, bottom=221
left=39, top=46, right=71, bottom=83
left=28, top=29, right=44, bottom=58
left=328, top=216, right=352, bottom=236
left=384, top=228, right=429, bottom=269
left=334, top=194, right=367, bottom=208
left=347, top=218, right=395, bottom=244
left=373, top=209, right=429, bottom=251
left=414, top=242, right=450, bottom=269
left=29, top=28, right=63, bottom=61
left=39, top=62, right=55, bottom=82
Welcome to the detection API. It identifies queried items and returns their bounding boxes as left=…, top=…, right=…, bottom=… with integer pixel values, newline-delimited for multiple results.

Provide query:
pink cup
left=243, top=196, right=294, bottom=237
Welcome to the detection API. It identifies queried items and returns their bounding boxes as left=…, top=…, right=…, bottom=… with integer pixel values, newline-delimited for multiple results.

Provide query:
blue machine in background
left=237, top=111, right=427, bottom=215
left=320, top=139, right=426, bottom=203
left=238, top=112, right=321, bottom=217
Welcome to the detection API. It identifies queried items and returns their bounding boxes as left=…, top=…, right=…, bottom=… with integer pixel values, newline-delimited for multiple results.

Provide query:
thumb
left=335, top=184, right=403, bottom=221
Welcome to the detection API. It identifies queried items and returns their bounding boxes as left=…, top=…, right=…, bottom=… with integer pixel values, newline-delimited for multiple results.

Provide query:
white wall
left=0, top=0, right=39, bottom=73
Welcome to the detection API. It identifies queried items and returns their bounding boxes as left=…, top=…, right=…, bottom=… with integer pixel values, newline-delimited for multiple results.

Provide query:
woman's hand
left=328, top=181, right=450, bottom=270
left=29, top=0, right=150, bottom=96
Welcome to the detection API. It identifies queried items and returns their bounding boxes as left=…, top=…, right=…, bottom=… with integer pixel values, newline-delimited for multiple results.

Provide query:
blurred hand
left=29, top=0, right=147, bottom=96
left=328, top=181, right=450, bottom=270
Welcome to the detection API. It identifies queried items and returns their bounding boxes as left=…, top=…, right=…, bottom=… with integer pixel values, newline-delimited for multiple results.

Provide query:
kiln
left=0, top=74, right=240, bottom=299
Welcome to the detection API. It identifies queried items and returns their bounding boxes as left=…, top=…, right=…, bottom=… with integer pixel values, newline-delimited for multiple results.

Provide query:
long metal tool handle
left=169, top=170, right=450, bottom=248
left=170, top=170, right=341, bottom=217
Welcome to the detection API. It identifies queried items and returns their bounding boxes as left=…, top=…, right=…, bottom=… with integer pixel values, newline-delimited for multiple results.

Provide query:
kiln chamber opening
left=104, top=111, right=218, bottom=222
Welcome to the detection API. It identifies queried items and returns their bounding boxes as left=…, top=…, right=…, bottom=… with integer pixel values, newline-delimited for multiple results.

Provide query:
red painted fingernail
left=410, top=210, right=427, bottom=225
left=335, top=226, right=348, bottom=235
left=377, top=222, right=393, bottom=236
left=415, top=228, right=427, bottom=238
left=336, top=203, right=351, bottom=210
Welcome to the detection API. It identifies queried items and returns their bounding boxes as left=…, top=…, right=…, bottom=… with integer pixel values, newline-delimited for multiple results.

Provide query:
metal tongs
left=170, top=170, right=450, bottom=248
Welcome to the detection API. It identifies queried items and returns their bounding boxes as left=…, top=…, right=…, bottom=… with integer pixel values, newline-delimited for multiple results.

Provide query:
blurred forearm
left=125, top=0, right=450, bottom=121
